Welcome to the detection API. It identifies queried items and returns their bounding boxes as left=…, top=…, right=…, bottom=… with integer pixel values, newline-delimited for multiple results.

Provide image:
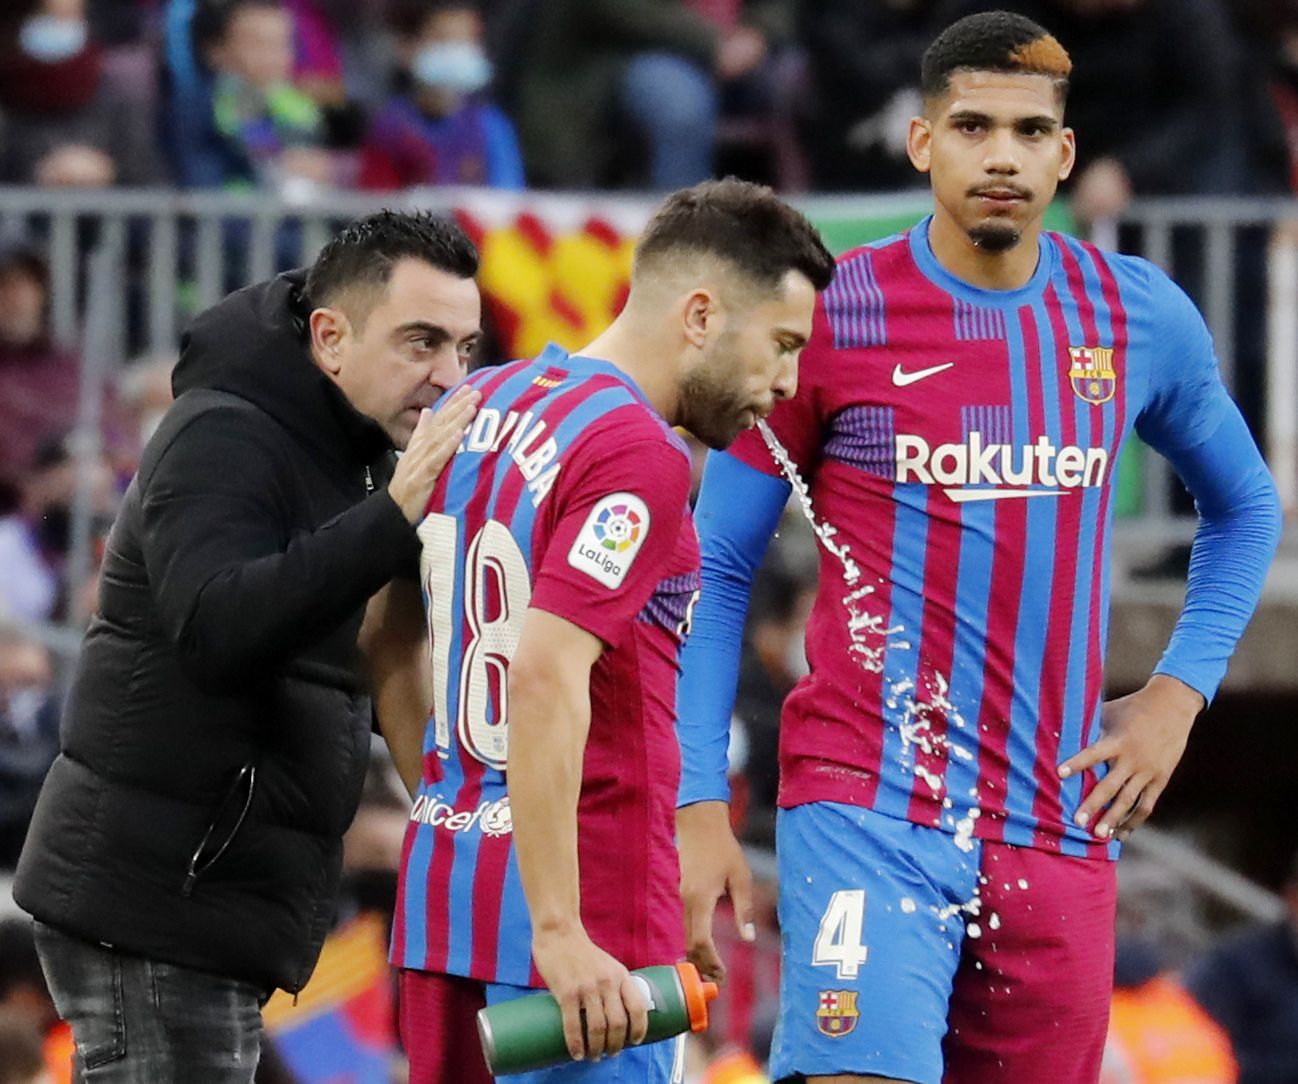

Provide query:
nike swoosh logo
left=945, top=489, right=1065, bottom=503
left=892, top=362, right=954, bottom=387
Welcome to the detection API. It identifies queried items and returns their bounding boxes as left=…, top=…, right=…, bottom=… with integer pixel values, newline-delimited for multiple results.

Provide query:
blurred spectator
left=1096, top=860, right=1237, bottom=1083
left=282, top=0, right=346, bottom=106
left=800, top=0, right=935, bottom=192
left=0, top=437, right=118, bottom=628
left=512, top=0, right=789, bottom=189
left=193, top=0, right=335, bottom=194
left=733, top=559, right=815, bottom=845
left=1184, top=854, right=1298, bottom=1084
left=0, top=0, right=162, bottom=187
left=0, top=634, right=59, bottom=873
left=1101, top=940, right=1237, bottom=1083
left=934, top=0, right=1240, bottom=222
left=0, top=1012, right=50, bottom=1084
left=0, top=245, right=83, bottom=512
left=359, top=0, right=524, bottom=190
left=0, top=917, right=71, bottom=1084
left=111, top=354, right=175, bottom=479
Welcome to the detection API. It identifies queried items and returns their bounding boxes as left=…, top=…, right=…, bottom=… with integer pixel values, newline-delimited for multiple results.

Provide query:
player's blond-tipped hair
left=922, top=11, right=1072, bottom=104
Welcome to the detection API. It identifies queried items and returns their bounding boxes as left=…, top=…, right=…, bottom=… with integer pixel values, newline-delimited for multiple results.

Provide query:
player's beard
left=678, top=339, right=755, bottom=451
left=968, top=221, right=1022, bottom=253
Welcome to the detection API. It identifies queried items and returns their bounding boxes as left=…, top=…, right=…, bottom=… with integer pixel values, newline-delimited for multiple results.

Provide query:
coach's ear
left=309, top=307, right=353, bottom=376
left=908, top=116, right=933, bottom=174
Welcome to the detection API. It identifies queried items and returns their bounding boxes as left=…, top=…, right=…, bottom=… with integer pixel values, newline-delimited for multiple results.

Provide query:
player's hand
left=387, top=385, right=479, bottom=524
left=531, top=927, right=648, bottom=1061
left=1058, top=675, right=1204, bottom=842
left=677, top=800, right=755, bottom=984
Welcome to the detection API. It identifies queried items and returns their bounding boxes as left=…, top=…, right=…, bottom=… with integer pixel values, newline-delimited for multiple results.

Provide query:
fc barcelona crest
left=816, top=990, right=860, bottom=1038
left=1068, top=346, right=1116, bottom=405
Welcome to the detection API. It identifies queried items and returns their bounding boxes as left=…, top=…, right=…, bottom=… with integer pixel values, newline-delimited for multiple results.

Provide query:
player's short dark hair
left=305, top=209, right=479, bottom=317
left=388, top=0, right=480, bottom=39
left=634, top=178, right=835, bottom=296
left=193, top=0, right=284, bottom=54
left=921, top=11, right=1071, bottom=106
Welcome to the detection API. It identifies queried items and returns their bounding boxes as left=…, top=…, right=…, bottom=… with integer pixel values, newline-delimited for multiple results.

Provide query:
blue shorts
left=769, top=802, right=1116, bottom=1084
left=771, top=801, right=979, bottom=1084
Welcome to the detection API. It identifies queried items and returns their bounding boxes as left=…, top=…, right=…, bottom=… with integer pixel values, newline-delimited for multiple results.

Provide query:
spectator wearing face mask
left=0, top=0, right=162, bottom=187
left=358, top=0, right=523, bottom=190
left=189, top=0, right=335, bottom=193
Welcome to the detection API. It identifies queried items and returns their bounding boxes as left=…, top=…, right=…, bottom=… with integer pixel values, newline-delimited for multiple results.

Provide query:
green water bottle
left=477, top=961, right=719, bottom=1076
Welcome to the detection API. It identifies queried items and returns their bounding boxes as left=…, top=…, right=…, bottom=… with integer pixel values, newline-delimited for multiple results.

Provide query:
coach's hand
left=388, top=386, right=479, bottom=523
left=532, top=928, right=648, bottom=1061
left=1058, top=675, right=1204, bottom=842
left=677, top=801, right=755, bottom=984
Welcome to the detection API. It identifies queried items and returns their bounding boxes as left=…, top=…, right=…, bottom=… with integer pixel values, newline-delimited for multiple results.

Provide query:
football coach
left=14, top=210, right=482, bottom=1082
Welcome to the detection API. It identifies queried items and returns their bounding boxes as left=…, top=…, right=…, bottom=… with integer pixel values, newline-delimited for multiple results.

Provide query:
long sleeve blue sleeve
left=1134, top=264, right=1283, bottom=702
left=1151, top=403, right=1281, bottom=701
left=676, top=452, right=790, bottom=806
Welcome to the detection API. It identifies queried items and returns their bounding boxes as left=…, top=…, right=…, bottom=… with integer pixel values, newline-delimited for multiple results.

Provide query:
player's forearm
left=360, top=582, right=432, bottom=797
left=1155, top=406, right=1282, bottom=701
left=678, top=452, right=788, bottom=806
left=508, top=664, right=592, bottom=935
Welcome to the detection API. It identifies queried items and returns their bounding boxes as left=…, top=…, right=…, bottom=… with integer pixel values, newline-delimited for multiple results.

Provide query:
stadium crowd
left=2, top=2, right=1298, bottom=1083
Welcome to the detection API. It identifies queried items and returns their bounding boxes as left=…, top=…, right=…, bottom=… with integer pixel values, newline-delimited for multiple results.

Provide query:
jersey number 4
left=813, top=890, right=870, bottom=980
left=419, top=513, right=531, bottom=770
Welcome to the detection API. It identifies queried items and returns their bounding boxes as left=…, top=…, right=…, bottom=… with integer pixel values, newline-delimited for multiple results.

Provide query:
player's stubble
left=677, top=325, right=766, bottom=450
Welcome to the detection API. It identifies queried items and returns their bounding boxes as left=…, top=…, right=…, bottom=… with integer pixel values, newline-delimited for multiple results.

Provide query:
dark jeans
left=33, top=922, right=265, bottom=1083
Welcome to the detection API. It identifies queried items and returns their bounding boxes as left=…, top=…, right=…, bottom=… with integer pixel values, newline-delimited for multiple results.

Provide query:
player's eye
left=955, top=119, right=984, bottom=135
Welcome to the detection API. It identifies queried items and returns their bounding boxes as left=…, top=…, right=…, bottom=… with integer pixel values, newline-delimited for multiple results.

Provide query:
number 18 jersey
left=392, top=345, right=699, bottom=987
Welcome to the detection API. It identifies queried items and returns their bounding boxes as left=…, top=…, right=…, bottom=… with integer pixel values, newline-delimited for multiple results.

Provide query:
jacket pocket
left=182, top=762, right=257, bottom=897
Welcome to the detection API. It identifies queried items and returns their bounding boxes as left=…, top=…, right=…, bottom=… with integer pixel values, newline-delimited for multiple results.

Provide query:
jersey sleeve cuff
left=1152, top=660, right=1221, bottom=707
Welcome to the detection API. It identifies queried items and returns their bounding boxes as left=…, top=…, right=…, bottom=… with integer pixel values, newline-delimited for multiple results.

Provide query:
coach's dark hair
left=921, top=11, right=1071, bottom=105
left=192, top=0, right=284, bottom=55
left=306, top=209, right=479, bottom=317
left=634, top=178, right=835, bottom=295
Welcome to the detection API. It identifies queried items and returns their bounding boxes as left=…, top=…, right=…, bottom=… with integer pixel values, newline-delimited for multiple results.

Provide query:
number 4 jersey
left=392, top=345, right=700, bottom=986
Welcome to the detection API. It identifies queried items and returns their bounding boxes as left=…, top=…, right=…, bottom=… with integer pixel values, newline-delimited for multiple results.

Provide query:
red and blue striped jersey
left=727, top=218, right=1230, bottom=859
left=393, top=345, right=699, bottom=984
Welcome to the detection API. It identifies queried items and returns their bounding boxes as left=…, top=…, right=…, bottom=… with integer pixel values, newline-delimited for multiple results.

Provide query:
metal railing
left=1094, top=198, right=1298, bottom=528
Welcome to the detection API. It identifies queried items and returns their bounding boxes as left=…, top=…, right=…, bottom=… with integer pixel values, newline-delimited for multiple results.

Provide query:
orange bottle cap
left=674, top=961, right=719, bottom=1033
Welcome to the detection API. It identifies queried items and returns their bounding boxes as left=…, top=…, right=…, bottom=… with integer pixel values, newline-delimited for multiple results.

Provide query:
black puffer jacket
left=16, top=271, right=420, bottom=993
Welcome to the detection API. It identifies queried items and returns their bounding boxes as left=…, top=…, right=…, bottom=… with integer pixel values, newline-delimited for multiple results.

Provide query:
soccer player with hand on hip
left=676, top=12, right=1282, bottom=1084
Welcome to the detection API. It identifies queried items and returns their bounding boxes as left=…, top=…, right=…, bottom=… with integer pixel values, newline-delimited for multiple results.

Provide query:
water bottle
left=477, top=961, right=719, bottom=1075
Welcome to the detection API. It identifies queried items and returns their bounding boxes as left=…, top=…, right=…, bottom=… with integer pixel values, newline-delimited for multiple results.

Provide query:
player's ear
left=1058, top=126, right=1077, bottom=182
left=682, top=288, right=714, bottom=350
left=907, top=116, right=934, bottom=174
left=309, top=307, right=351, bottom=375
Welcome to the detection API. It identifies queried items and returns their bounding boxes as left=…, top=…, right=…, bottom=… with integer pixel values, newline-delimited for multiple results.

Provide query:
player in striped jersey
left=365, top=179, right=835, bottom=1084
left=676, top=12, right=1282, bottom=1084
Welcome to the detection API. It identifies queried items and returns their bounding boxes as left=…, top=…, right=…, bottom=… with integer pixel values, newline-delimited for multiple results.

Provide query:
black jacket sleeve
left=140, top=408, right=420, bottom=691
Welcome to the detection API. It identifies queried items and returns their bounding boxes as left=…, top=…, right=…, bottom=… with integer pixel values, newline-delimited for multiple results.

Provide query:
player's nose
left=983, top=127, right=1020, bottom=173
left=772, top=356, right=799, bottom=402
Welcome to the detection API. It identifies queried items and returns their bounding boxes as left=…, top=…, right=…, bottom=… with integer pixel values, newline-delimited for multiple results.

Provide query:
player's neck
left=578, top=320, right=681, bottom=426
left=928, top=210, right=1043, bottom=292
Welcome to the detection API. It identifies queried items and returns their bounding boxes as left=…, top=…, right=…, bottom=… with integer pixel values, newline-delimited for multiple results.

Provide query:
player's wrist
left=1145, top=673, right=1206, bottom=716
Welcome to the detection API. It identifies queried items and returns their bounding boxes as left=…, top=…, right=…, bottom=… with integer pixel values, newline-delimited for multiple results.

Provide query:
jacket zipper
left=364, top=466, right=375, bottom=494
